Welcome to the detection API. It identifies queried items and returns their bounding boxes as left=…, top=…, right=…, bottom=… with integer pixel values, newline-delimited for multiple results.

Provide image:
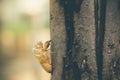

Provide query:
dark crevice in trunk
left=94, top=0, right=107, bottom=80
left=59, top=0, right=83, bottom=80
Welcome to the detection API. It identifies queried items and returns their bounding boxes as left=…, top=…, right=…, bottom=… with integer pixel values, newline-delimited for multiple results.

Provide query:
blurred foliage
left=44, top=20, right=50, bottom=29
left=4, top=14, right=32, bottom=35
left=0, top=0, right=51, bottom=80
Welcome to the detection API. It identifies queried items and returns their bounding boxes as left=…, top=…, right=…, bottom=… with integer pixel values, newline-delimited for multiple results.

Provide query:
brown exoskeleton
left=33, top=40, right=52, bottom=73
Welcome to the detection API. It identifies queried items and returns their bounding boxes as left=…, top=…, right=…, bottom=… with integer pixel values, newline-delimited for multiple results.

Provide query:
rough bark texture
left=102, top=0, right=120, bottom=80
left=50, top=0, right=120, bottom=80
left=50, top=0, right=66, bottom=80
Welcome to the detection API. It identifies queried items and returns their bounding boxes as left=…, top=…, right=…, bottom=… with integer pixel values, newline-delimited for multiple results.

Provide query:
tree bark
left=50, top=0, right=120, bottom=80
left=102, top=0, right=120, bottom=80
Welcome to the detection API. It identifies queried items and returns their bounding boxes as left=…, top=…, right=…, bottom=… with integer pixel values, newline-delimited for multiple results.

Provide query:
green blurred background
left=0, top=0, right=50, bottom=80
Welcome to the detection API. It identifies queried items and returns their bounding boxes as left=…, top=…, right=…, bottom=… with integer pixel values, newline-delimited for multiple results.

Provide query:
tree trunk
left=102, top=0, right=120, bottom=80
left=50, top=0, right=120, bottom=80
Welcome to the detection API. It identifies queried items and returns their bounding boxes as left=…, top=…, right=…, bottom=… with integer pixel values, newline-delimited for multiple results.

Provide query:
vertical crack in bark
left=94, top=0, right=107, bottom=80
left=59, top=0, right=83, bottom=80
left=60, top=1, right=75, bottom=79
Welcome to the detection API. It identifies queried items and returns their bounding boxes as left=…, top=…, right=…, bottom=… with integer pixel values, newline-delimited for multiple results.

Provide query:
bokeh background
left=0, top=0, right=50, bottom=80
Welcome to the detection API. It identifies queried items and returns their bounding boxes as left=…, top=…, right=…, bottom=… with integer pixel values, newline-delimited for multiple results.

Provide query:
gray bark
left=50, top=0, right=120, bottom=80
left=102, top=0, right=120, bottom=80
